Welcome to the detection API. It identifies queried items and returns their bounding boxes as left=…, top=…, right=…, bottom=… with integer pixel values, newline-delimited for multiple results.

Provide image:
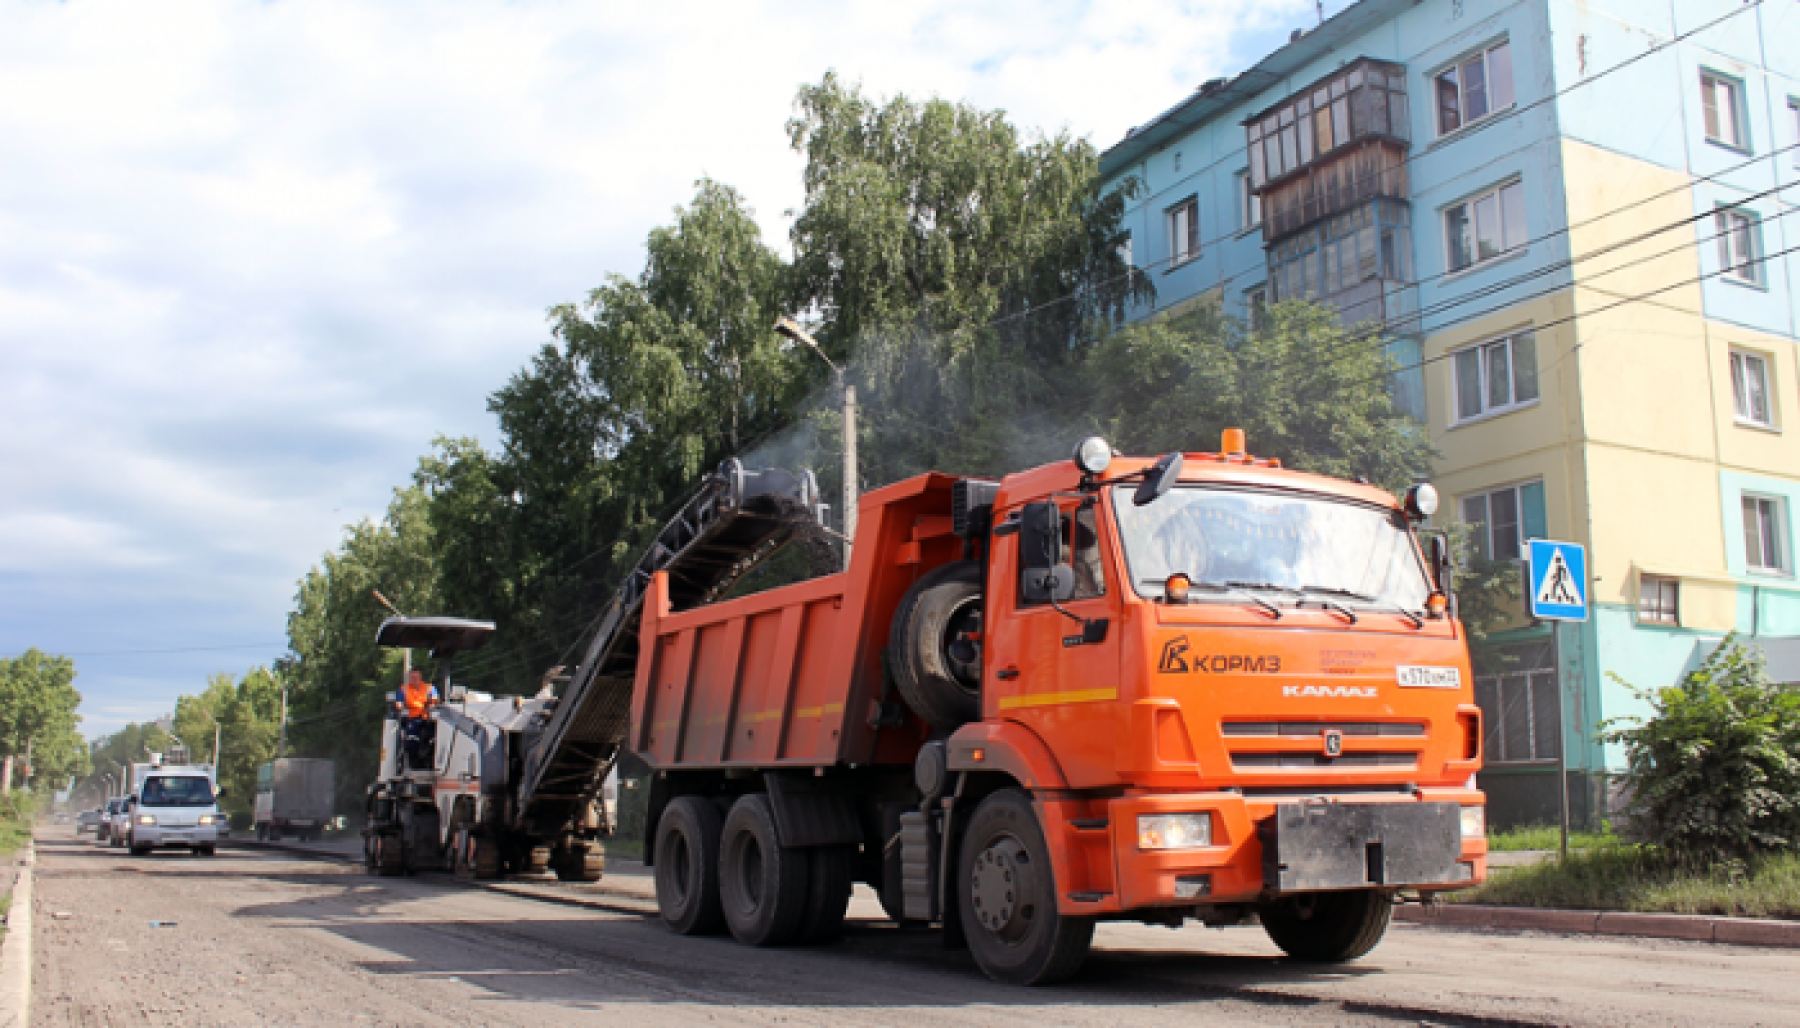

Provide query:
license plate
left=290, top=820, right=314, bottom=827
left=1396, top=665, right=1461, bottom=689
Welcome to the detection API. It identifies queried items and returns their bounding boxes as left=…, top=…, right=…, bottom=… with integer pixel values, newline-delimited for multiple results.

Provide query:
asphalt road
left=28, top=829, right=1800, bottom=1026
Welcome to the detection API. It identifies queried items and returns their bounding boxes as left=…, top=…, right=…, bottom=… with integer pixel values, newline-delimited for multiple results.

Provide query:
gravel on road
left=28, top=829, right=1800, bottom=1027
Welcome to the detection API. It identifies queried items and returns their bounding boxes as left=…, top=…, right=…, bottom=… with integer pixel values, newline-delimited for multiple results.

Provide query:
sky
left=0, top=0, right=1347, bottom=740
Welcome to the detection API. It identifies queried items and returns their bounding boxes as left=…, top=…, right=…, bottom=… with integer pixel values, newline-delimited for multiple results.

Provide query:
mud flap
left=1261, top=801, right=1462, bottom=892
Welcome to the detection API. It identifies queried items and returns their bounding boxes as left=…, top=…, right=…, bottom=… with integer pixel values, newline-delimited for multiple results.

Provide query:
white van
left=127, top=760, right=226, bottom=856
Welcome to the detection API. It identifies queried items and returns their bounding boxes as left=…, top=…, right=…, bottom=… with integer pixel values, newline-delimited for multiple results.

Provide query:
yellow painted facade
left=1426, top=139, right=1800, bottom=637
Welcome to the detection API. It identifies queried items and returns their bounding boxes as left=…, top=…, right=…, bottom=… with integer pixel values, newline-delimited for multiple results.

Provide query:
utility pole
left=374, top=589, right=411, bottom=680
left=774, top=317, right=857, bottom=569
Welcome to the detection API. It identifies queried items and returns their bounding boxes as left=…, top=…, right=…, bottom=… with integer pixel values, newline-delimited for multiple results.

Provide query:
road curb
left=1398, top=902, right=1800, bottom=947
left=0, top=840, right=35, bottom=1028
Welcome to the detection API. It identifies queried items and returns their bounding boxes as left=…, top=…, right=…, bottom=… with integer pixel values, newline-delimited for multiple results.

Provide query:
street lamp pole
left=774, top=317, right=856, bottom=570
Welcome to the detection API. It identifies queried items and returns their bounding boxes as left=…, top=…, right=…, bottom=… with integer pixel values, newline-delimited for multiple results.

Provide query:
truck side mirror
left=1019, top=501, right=1075, bottom=603
left=215, top=784, right=228, bottom=799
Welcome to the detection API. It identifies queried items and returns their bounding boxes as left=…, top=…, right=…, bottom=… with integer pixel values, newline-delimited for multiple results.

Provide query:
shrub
left=1604, top=637, right=1800, bottom=864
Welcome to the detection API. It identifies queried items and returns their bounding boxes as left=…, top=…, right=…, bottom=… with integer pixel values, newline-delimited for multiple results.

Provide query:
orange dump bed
left=630, top=473, right=963, bottom=769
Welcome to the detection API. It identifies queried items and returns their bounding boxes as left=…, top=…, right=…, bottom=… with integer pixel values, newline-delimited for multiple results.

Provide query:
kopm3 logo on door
left=1158, top=635, right=1281, bottom=675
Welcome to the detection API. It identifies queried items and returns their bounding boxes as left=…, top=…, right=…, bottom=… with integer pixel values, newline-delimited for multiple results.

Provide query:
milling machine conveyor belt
left=515, top=459, right=826, bottom=834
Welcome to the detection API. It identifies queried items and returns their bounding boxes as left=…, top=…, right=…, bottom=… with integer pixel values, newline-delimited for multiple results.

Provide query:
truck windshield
left=141, top=776, right=215, bottom=807
left=1113, top=485, right=1431, bottom=611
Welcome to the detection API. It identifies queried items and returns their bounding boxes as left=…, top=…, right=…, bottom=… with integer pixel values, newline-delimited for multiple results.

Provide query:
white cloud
left=0, top=0, right=1329, bottom=740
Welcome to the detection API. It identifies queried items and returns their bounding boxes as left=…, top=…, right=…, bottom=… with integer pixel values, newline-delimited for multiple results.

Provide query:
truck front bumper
left=1056, top=788, right=1487, bottom=914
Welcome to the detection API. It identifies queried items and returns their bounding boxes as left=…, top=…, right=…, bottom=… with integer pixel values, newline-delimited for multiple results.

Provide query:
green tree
left=0, top=649, right=89, bottom=786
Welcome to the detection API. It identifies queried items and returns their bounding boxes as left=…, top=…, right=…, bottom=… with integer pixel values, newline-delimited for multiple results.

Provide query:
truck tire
left=718, top=794, right=809, bottom=946
left=196, top=845, right=216, bottom=857
left=796, top=845, right=853, bottom=944
left=655, top=796, right=725, bottom=935
left=1260, top=890, right=1393, bottom=962
left=375, top=834, right=405, bottom=877
left=889, top=561, right=983, bottom=732
left=958, top=788, right=1095, bottom=985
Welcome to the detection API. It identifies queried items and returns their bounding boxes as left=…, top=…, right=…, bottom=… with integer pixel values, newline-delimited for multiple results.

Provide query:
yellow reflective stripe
left=998, top=687, right=1118, bottom=710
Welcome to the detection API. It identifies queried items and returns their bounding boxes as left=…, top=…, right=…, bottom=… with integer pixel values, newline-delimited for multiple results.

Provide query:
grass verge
left=1457, top=843, right=1800, bottom=918
left=1486, top=823, right=1613, bottom=852
left=0, top=792, right=37, bottom=859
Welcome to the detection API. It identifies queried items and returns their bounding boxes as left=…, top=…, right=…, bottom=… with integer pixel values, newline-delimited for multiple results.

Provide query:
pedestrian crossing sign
left=1527, top=539, right=1587, bottom=621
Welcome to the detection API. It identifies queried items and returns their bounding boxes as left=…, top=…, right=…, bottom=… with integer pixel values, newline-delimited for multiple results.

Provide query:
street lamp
left=774, top=316, right=856, bottom=570
left=197, top=708, right=223, bottom=768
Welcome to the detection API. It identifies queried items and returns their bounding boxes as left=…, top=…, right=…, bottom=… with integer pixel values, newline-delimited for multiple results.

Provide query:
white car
left=96, top=798, right=128, bottom=845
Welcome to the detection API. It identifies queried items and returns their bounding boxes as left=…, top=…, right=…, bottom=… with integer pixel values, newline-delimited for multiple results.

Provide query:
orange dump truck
left=633, top=432, right=1485, bottom=984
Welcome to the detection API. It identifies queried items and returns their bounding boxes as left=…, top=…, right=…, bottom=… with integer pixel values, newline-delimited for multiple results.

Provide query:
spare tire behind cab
left=889, top=560, right=983, bottom=733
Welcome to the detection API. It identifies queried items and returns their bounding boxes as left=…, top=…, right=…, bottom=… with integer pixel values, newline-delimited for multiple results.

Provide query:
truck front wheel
left=655, top=796, right=725, bottom=935
left=1260, top=890, right=1393, bottom=962
left=718, top=794, right=809, bottom=946
left=958, top=789, right=1095, bottom=985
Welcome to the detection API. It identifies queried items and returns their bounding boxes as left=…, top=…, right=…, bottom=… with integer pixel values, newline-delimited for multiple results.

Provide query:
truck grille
left=1231, top=752, right=1417, bottom=769
left=1223, top=720, right=1424, bottom=772
left=1222, top=721, right=1424, bottom=737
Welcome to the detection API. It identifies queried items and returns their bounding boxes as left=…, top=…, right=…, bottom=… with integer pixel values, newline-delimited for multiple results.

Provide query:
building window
left=1435, top=40, right=1515, bottom=136
left=1173, top=151, right=1183, bottom=173
left=1168, top=198, right=1199, bottom=266
left=1445, top=180, right=1526, bottom=272
left=1700, top=70, right=1747, bottom=150
left=1730, top=349, right=1774, bottom=427
left=1453, top=330, right=1539, bottom=422
left=1743, top=494, right=1789, bottom=574
left=1716, top=207, right=1763, bottom=285
left=1245, top=285, right=1268, bottom=330
left=1638, top=574, right=1679, bottom=625
left=1790, top=98, right=1799, bottom=168
left=1475, top=668, right=1560, bottom=763
left=1238, top=172, right=1261, bottom=231
left=1460, top=480, right=1547, bottom=563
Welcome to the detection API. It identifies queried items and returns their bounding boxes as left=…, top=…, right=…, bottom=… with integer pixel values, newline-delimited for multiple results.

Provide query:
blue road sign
left=1527, top=539, right=1587, bottom=621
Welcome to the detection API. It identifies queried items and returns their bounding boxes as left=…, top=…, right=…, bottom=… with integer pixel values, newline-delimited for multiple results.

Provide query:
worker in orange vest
left=393, top=668, right=441, bottom=719
left=393, top=668, right=440, bottom=770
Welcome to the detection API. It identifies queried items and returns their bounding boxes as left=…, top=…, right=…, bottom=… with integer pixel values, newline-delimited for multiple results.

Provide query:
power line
left=7, top=642, right=284, bottom=659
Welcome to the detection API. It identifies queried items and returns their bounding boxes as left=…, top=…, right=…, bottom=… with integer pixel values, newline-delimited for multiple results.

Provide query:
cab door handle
left=996, top=666, right=1020, bottom=680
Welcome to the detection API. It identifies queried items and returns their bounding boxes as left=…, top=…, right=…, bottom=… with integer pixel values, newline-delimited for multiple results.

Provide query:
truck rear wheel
left=655, top=796, right=725, bottom=935
left=958, top=788, right=1095, bottom=985
left=796, top=845, right=853, bottom=944
left=1260, top=890, right=1393, bottom=962
left=889, top=561, right=983, bottom=732
left=718, top=794, right=808, bottom=946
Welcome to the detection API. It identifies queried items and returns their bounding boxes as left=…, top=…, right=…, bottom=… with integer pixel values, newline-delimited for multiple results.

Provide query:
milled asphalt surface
left=28, top=827, right=1800, bottom=1026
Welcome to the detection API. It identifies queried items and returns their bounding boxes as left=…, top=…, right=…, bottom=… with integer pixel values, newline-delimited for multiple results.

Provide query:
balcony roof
left=1098, top=0, right=1415, bottom=180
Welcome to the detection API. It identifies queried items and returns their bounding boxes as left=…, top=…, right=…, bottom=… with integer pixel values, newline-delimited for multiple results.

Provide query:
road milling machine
left=362, top=616, right=607, bottom=880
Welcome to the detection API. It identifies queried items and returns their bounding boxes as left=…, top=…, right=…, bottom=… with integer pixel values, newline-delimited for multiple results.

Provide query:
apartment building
left=1098, top=0, right=1800, bottom=826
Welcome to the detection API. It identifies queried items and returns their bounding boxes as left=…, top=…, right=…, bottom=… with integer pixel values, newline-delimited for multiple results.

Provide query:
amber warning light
left=1221, top=428, right=1246, bottom=454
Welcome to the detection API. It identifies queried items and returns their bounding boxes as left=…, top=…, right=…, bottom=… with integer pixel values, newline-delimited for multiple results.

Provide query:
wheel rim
left=969, top=835, right=1033, bottom=943
left=940, top=596, right=983, bottom=693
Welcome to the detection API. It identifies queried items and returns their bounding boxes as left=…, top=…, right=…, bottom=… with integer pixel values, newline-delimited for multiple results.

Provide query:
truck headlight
left=1138, top=813, right=1212, bottom=850
left=137, top=815, right=157, bottom=826
left=198, top=814, right=219, bottom=825
left=1460, top=806, right=1485, bottom=839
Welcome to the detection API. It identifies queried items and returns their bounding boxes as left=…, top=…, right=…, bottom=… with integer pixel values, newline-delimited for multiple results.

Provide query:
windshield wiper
left=1299, top=585, right=1423, bottom=628
left=1143, top=578, right=1281, bottom=619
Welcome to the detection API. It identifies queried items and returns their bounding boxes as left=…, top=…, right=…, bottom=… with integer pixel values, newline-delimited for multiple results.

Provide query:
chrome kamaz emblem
left=1322, top=729, right=1344, bottom=758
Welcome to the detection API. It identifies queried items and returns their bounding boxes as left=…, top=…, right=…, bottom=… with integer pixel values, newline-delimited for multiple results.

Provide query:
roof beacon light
left=1074, top=436, right=1113, bottom=476
left=1221, top=428, right=1246, bottom=455
left=1165, top=573, right=1192, bottom=603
